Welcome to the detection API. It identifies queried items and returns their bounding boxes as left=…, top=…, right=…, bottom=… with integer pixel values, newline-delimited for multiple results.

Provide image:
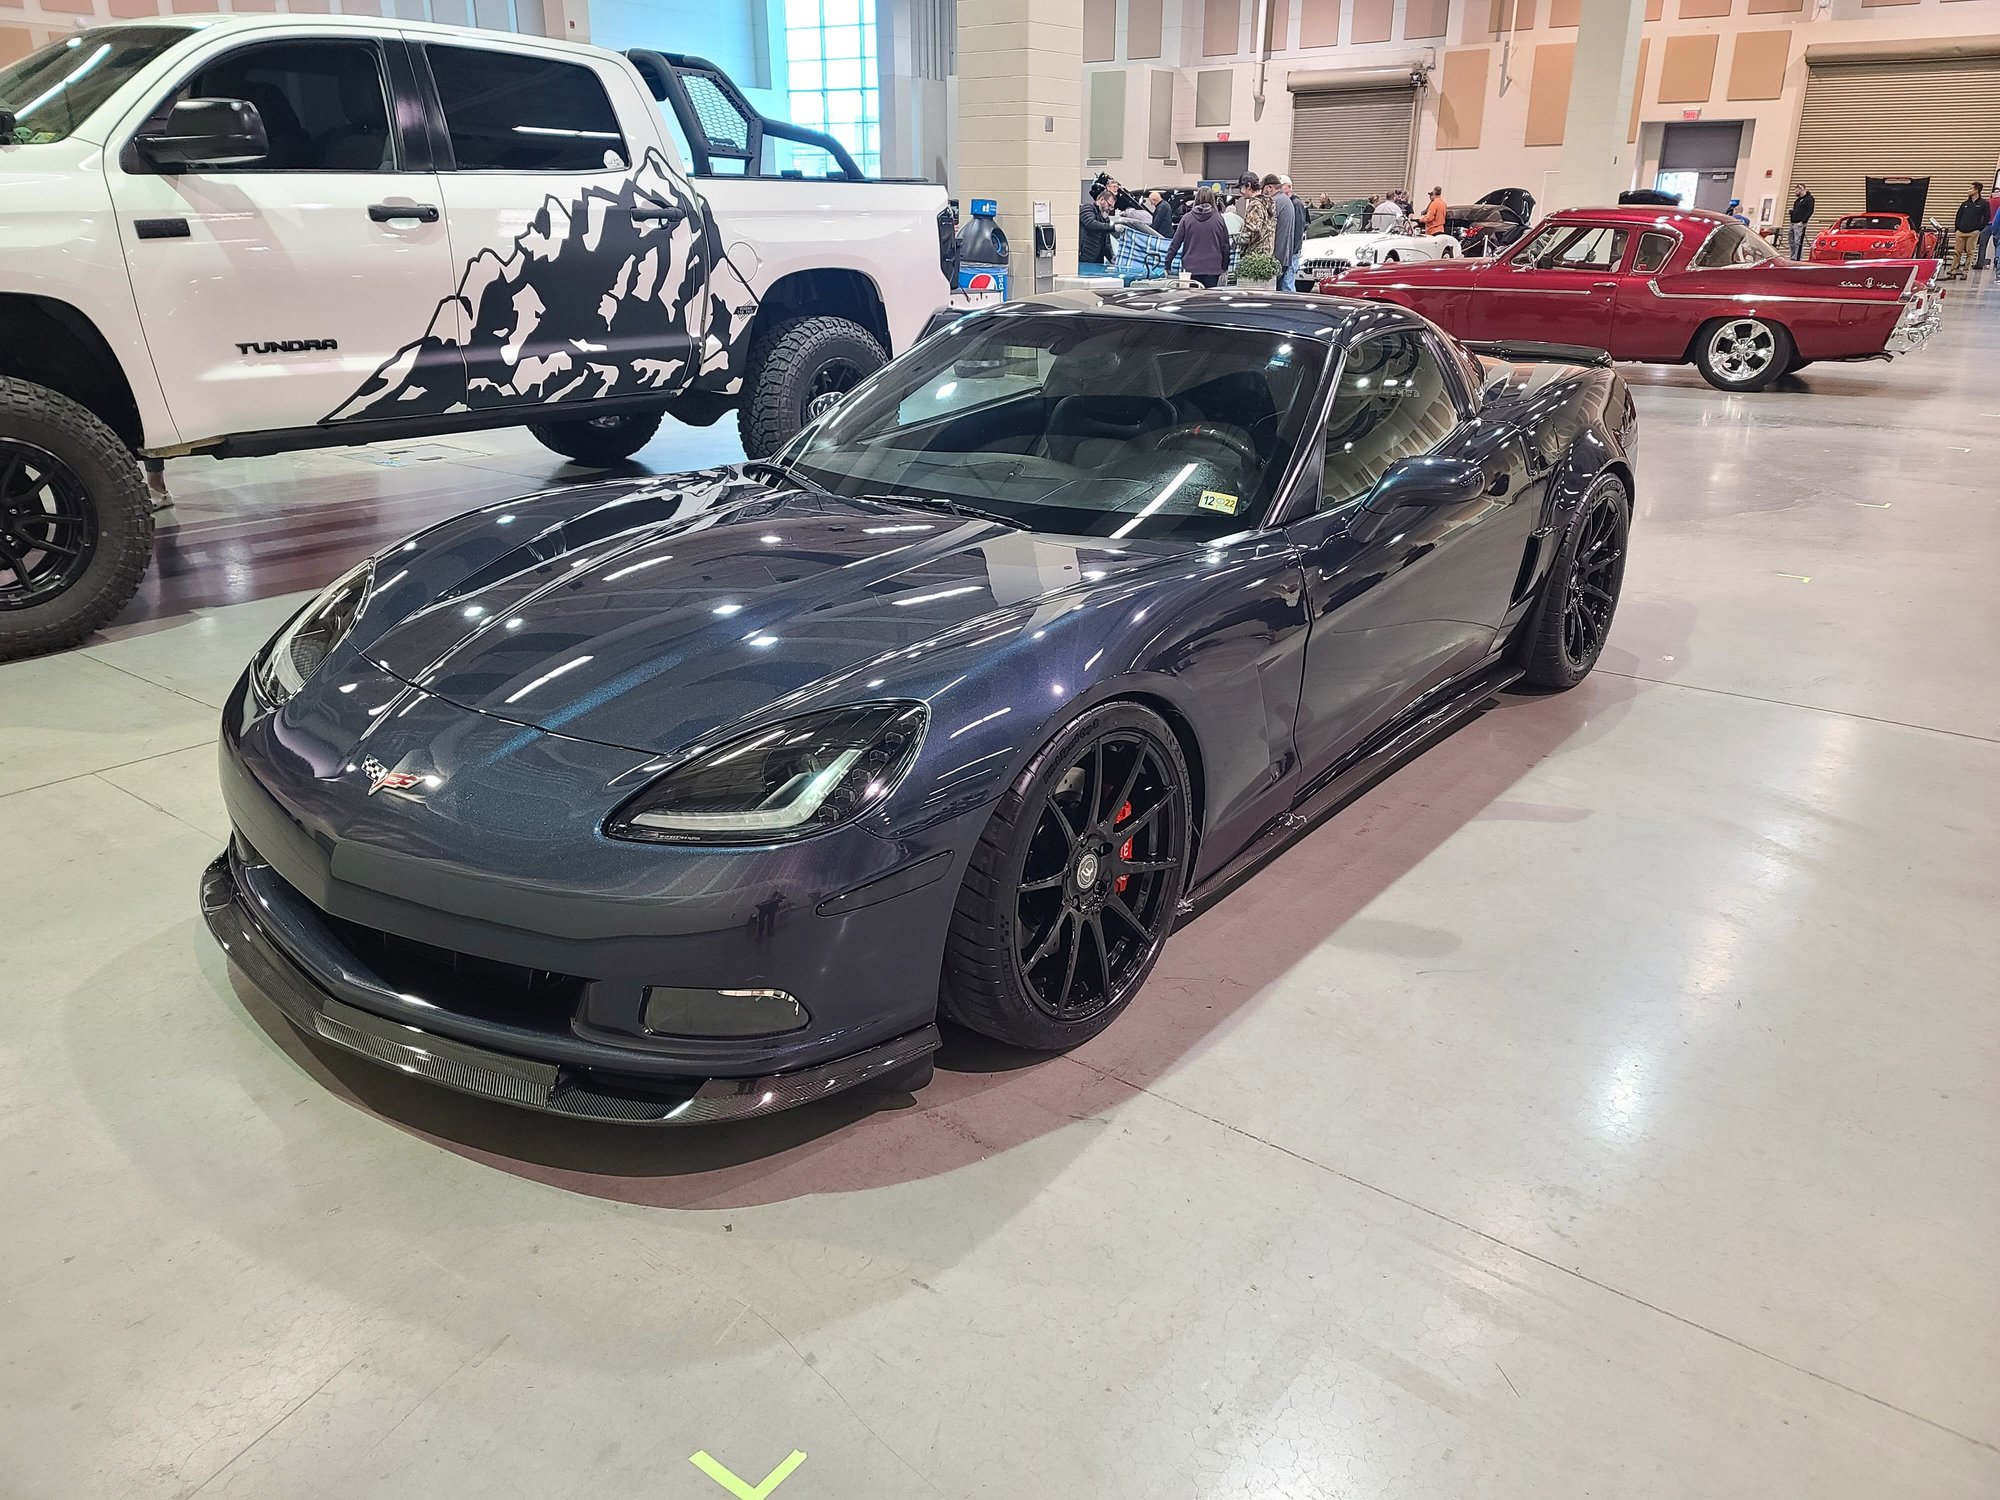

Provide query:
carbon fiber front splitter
left=201, top=853, right=939, bottom=1126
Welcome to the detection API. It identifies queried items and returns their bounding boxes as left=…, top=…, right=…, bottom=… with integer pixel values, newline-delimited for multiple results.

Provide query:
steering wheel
left=1144, top=421, right=1261, bottom=466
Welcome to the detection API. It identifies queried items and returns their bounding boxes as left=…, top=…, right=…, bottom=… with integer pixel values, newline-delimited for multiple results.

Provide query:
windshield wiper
left=865, top=492, right=1029, bottom=532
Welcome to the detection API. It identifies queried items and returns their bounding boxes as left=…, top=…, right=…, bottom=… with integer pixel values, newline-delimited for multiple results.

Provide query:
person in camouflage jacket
left=1236, top=174, right=1275, bottom=258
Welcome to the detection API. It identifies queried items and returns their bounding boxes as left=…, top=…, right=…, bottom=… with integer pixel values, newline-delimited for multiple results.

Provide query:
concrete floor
left=3, top=289, right=1997, bottom=1500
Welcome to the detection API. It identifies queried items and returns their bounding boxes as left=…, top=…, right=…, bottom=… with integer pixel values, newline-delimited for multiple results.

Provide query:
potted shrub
left=1233, top=251, right=1281, bottom=290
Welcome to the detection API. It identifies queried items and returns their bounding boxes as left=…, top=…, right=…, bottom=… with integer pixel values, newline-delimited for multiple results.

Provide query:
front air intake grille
left=317, top=911, right=586, bottom=1035
left=1302, top=257, right=1351, bottom=278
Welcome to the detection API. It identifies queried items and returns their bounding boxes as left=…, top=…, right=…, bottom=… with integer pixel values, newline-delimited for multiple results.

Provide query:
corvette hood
left=363, top=477, right=1164, bottom=755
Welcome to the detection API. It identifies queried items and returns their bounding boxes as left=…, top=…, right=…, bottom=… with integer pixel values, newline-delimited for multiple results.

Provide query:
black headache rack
left=627, top=49, right=875, bottom=182
left=1462, top=339, right=1614, bottom=368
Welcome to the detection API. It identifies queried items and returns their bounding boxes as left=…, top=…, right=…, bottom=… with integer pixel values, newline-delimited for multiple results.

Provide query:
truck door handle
left=629, top=204, right=688, bottom=224
left=369, top=202, right=440, bottom=223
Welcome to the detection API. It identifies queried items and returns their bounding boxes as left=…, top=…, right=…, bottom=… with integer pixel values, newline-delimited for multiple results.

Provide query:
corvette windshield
left=1839, top=215, right=1903, bottom=232
left=785, top=313, right=1328, bottom=542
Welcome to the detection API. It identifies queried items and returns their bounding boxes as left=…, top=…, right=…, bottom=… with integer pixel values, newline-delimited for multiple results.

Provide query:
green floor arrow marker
left=689, top=1449, right=807, bottom=1499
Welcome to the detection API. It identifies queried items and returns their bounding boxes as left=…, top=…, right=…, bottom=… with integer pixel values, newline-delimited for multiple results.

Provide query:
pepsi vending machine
left=957, top=198, right=1010, bottom=298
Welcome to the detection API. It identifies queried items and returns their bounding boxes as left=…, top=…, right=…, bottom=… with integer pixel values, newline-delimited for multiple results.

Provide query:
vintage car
left=1327, top=206, right=1943, bottom=392
left=1300, top=221, right=1461, bottom=280
left=203, top=288, right=1640, bottom=1125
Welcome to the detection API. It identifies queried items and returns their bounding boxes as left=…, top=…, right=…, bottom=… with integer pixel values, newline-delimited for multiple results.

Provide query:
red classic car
left=1324, top=207, right=1943, bottom=392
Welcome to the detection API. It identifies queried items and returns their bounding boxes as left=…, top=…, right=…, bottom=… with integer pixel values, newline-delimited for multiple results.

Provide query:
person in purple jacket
left=1166, top=186, right=1233, bottom=288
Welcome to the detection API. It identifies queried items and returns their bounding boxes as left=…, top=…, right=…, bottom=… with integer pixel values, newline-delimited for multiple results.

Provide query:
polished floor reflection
left=3, top=293, right=1997, bottom=1499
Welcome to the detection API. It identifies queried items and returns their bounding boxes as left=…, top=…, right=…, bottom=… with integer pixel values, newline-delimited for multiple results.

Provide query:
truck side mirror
left=136, top=98, right=269, bottom=169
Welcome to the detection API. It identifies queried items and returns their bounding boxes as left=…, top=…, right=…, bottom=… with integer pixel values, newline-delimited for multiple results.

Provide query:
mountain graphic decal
left=327, top=150, right=759, bottom=423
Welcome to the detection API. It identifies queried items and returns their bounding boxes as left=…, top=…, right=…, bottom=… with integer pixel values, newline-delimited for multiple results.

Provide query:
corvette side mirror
left=136, top=97, right=268, bottom=169
left=1362, top=456, right=1485, bottom=512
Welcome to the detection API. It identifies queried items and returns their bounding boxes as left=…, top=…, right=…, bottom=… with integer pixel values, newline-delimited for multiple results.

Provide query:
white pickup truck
left=0, top=16, right=956, bottom=655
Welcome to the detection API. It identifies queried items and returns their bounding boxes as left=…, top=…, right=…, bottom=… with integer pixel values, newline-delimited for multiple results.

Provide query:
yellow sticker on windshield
left=1199, top=490, right=1239, bottom=515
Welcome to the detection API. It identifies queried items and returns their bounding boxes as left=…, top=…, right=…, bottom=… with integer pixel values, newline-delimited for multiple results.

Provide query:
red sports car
left=1810, top=212, right=1920, bottom=263
left=1323, top=207, right=1943, bottom=392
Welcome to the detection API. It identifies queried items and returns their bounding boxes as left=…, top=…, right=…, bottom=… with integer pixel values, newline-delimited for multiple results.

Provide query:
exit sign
left=1682, top=109, right=1701, bottom=120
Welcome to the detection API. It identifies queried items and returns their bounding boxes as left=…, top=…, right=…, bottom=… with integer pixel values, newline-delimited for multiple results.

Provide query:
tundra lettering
left=236, top=340, right=340, bottom=356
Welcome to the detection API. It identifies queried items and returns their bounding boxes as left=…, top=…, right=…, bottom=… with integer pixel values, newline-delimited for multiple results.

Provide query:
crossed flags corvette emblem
left=361, top=756, right=425, bottom=796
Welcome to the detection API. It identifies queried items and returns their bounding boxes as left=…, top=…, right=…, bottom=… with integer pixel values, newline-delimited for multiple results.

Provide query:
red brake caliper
left=1114, top=801, right=1133, bottom=893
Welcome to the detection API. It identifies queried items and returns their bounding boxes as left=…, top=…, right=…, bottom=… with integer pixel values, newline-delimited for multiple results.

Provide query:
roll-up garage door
left=1789, top=44, right=2000, bottom=224
left=1287, top=84, right=1418, bottom=202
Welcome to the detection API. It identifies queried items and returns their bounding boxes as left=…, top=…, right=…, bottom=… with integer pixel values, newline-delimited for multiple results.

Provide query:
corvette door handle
left=1485, top=469, right=1512, bottom=497
left=369, top=202, right=440, bottom=223
left=630, top=203, right=688, bottom=224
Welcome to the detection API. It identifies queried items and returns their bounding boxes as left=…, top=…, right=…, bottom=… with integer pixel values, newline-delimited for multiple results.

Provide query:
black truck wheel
left=526, top=408, right=664, bottom=466
left=737, top=315, right=886, bottom=459
left=0, top=378, right=153, bottom=661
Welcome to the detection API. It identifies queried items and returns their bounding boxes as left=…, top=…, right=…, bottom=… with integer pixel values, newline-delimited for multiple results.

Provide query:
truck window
left=1, top=27, right=186, bottom=145
left=171, top=40, right=396, bottom=173
left=426, top=46, right=628, bottom=173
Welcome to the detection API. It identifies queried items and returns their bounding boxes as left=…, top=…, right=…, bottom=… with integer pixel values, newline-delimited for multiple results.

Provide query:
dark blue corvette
left=203, top=288, right=1638, bottom=1125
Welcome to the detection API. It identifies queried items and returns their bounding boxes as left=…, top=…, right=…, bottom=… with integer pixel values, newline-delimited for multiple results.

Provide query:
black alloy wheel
left=525, top=407, right=664, bottom=467
left=802, top=357, right=866, bottom=425
left=1561, top=488, right=1623, bottom=671
left=1519, top=473, right=1630, bottom=689
left=943, top=702, right=1194, bottom=1050
left=1011, top=728, right=1185, bottom=1022
left=0, top=439, right=98, bottom=612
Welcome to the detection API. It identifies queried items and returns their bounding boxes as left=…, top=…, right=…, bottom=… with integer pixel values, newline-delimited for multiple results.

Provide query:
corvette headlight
left=1353, top=246, right=1377, bottom=264
left=255, top=558, right=373, bottom=706
left=607, top=702, right=927, bottom=844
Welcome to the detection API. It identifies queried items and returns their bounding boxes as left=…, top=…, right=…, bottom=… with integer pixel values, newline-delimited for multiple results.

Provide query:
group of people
left=1079, top=171, right=1449, bottom=291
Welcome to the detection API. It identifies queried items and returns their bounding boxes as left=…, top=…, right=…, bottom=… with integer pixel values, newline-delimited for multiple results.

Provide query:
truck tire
left=526, top=408, right=663, bottom=466
left=737, top=315, right=887, bottom=459
left=0, top=378, right=153, bottom=661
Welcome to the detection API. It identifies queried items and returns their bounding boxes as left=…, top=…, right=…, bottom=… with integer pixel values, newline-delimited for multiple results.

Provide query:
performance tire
left=942, top=702, right=1194, bottom=1052
left=1519, top=473, right=1630, bottom=690
left=0, top=378, right=152, bottom=661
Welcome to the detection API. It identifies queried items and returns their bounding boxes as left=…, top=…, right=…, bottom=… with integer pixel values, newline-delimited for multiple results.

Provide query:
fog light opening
left=642, top=985, right=810, bottom=1037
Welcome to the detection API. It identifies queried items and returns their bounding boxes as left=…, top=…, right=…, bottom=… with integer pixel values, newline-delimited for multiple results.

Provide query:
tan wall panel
left=1644, top=0, right=1663, bottom=19
left=1352, top=0, right=1394, bottom=43
left=1404, top=0, right=1450, bottom=38
left=1083, top=0, right=1115, bottom=62
left=1489, top=0, right=1537, bottom=33
left=108, top=0, right=161, bottom=15
left=1629, top=35, right=1650, bottom=140
left=1658, top=32, right=1718, bottom=102
left=1747, top=0, right=1802, bottom=12
left=1678, top=0, right=1730, bottom=17
left=1129, top=0, right=1163, bottom=57
left=1860, top=0, right=1919, bottom=7
left=1195, top=67, right=1233, bottom=125
left=1204, top=0, right=1241, bottom=55
left=0, top=22, right=36, bottom=62
left=39, top=0, right=92, bottom=13
left=1726, top=29, right=1790, bottom=99
left=1438, top=47, right=1490, bottom=149
left=1548, top=0, right=1579, bottom=25
left=1266, top=0, right=1292, bottom=51
left=1525, top=41, right=1575, bottom=145
left=1299, top=0, right=1340, bottom=48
